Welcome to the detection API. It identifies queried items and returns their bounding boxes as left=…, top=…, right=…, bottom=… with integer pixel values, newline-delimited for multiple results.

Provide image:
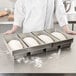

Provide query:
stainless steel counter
left=0, top=34, right=76, bottom=73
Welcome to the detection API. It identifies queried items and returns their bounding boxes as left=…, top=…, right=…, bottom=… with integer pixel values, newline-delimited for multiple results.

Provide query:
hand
left=3, top=25, right=19, bottom=35
left=63, top=25, right=76, bottom=35
left=3, top=30, right=14, bottom=35
left=65, top=30, right=76, bottom=35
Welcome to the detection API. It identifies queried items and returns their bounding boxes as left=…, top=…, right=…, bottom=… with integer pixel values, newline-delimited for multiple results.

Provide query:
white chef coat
left=14, top=0, right=68, bottom=33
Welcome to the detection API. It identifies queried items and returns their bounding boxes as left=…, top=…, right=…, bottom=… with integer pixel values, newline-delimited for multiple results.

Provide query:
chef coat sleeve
left=55, top=0, right=68, bottom=27
left=13, top=0, right=25, bottom=27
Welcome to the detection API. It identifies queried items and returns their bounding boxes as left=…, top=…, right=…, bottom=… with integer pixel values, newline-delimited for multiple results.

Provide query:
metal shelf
left=0, top=21, right=13, bottom=25
left=0, top=15, right=13, bottom=25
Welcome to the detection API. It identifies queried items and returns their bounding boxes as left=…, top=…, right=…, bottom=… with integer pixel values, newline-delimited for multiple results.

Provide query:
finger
left=69, top=32, right=76, bottom=35
left=3, top=30, right=8, bottom=34
left=3, top=31, right=9, bottom=35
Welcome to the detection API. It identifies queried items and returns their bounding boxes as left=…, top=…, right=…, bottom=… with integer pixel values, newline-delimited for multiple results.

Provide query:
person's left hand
left=63, top=25, right=76, bottom=35
left=66, top=30, right=76, bottom=35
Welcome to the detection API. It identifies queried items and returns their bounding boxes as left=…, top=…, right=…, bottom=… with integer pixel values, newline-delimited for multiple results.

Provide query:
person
left=4, top=0, right=76, bottom=35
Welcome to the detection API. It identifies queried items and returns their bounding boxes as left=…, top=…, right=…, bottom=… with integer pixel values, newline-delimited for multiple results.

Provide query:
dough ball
left=8, top=40, right=23, bottom=50
left=51, top=32, right=66, bottom=40
left=8, top=14, right=14, bottom=21
left=0, top=10, right=8, bottom=17
left=38, top=35, right=53, bottom=43
left=23, top=37, right=39, bottom=47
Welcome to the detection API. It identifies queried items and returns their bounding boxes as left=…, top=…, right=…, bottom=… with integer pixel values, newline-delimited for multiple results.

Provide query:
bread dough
left=0, top=10, right=8, bottom=17
left=23, top=37, right=39, bottom=47
left=8, top=14, right=14, bottom=21
left=8, top=40, right=23, bottom=50
left=51, top=32, right=66, bottom=40
left=38, top=35, right=53, bottom=43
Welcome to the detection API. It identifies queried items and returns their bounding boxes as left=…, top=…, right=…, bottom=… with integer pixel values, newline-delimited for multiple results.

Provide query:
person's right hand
left=3, top=30, right=14, bottom=35
left=3, top=25, right=19, bottom=35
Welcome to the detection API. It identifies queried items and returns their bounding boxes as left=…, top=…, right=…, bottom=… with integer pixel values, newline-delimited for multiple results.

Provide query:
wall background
left=0, top=0, right=76, bottom=9
left=0, top=0, right=16, bottom=9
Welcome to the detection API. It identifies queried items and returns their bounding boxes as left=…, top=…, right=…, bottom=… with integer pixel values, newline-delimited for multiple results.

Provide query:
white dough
left=51, top=32, right=66, bottom=40
left=8, top=40, right=23, bottom=51
left=23, top=37, right=39, bottom=47
left=38, top=35, right=53, bottom=43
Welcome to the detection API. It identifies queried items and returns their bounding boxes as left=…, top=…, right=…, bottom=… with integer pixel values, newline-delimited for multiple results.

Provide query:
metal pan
left=32, top=31, right=58, bottom=52
left=2, top=34, right=28, bottom=59
left=45, top=29, right=73, bottom=49
left=17, top=32, right=58, bottom=55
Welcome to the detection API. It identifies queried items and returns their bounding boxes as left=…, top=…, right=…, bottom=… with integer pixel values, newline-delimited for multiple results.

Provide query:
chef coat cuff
left=59, top=15, right=69, bottom=27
